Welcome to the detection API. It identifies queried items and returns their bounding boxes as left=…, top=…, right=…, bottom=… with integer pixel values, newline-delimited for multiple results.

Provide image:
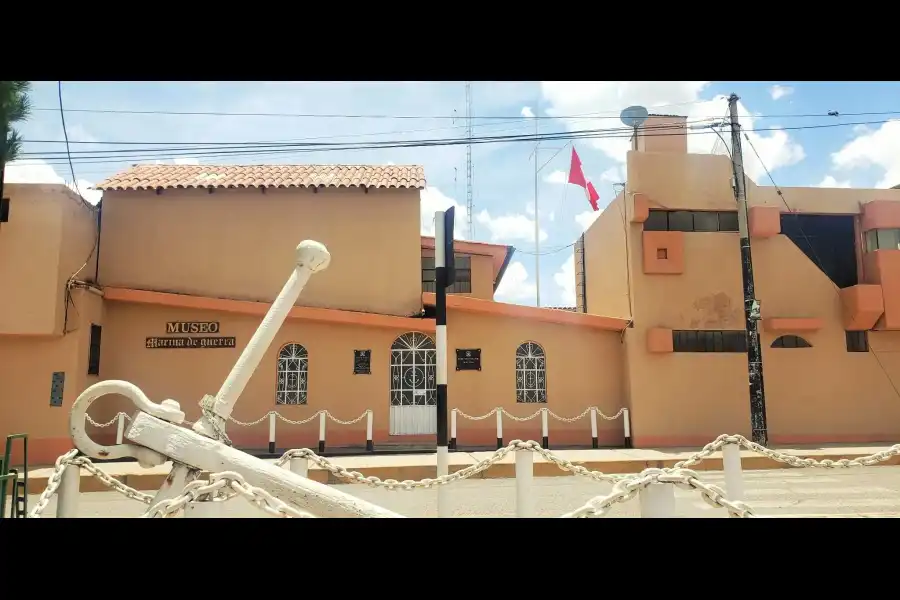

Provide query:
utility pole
left=533, top=111, right=541, bottom=307
left=727, top=93, right=768, bottom=446
left=434, top=207, right=455, bottom=517
left=465, top=82, right=474, bottom=239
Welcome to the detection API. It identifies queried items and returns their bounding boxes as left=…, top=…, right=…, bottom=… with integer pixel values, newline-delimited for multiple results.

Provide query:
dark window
left=673, top=330, right=747, bottom=353
left=422, top=254, right=471, bottom=294
left=0, top=197, right=9, bottom=223
left=781, top=214, right=858, bottom=289
left=846, top=330, right=869, bottom=353
left=88, top=324, right=102, bottom=375
left=771, top=335, right=812, bottom=349
left=644, top=210, right=739, bottom=233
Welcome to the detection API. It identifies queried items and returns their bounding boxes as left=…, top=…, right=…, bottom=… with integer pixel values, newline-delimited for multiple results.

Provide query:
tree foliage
left=0, top=81, right=33, bottom=165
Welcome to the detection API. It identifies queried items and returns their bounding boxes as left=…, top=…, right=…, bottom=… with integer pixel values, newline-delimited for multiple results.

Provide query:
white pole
left=515, top=449, right=535, bottom=518
left=366, top=410, right=374, bottom=452
left=722, top=443, right=745, bottom=501
left=193, top=241, right=331, bottom=440
left=590, top=407, right=598, bottom=449
left=449, top=409, right=458, bottom=450
left=541, top=407, right=549, bottom=448
left=318, top=411, right=326, bottom=453
left=268, top=412, right=276, bottom=454
left=639, top=483, right=676, bottom=518
left=437, top=446, right=451, bottom=518
left=289, top=456, right=309, bottom=478
left=533, top=114, right=541, bottom=307
left=56, top=464, right=81, bottom=518
left=115, top=413, right=126, bottom=445
left=622, top=407, right=632, bottom=448
left=495, top=409, right=503, bottom=449
left=185, top=498, right=222, bottom=518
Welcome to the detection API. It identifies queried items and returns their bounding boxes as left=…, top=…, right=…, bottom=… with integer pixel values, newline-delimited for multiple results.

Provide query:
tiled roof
left=95, top=164, right=426, bottom=191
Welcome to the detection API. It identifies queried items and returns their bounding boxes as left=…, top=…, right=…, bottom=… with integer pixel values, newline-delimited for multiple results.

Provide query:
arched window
left=516, top=341, right=547, bottom=403
left=276, top=343, right=308, bottom=405
left=771, top=335, right=812, bottom=349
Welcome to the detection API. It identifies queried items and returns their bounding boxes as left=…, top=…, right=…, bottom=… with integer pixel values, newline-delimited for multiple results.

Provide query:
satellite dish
left=620, top=105, right=649, bottom=129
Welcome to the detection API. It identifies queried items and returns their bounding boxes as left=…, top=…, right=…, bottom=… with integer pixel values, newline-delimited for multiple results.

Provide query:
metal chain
left=454, top=408, right=498, bottom=421
left=499, top=408, right=543, bottom=422
left=324, top=410, right=369, bottom=426
left=675, top=434, right=900, bottom=470
left=85, top=412, right=132, bottom=428
left=561, top=468, right=756, bottom=519
left=228, top=410, right=366, bottom=427
left=275, top=440, right=627, bottom=489
left=28, top=450, right=153, bottom=518
left=141, top=471, right=316, bottom=518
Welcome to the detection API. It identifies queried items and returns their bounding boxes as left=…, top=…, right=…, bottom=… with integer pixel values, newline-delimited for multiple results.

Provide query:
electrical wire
left=741, top=133, right=900, bottom=402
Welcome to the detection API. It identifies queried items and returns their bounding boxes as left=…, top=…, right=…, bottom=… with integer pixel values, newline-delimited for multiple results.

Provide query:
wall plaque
left=456, top=348, right=482, bottom=371
left=146, top=337, right=236, bottom=349
left=166, top=321, right=221, bottom=334
left=354, top=350, right=372, bottom=375
left=50, top=371, right=65, bottom=407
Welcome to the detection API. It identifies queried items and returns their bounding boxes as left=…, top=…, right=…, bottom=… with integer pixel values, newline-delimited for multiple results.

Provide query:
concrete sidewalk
left=21, top=442, right=900, bottom=495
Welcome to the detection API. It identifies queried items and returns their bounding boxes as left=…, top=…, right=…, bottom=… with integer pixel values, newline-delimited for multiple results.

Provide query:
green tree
left=0, top=81, right=33, bottom=202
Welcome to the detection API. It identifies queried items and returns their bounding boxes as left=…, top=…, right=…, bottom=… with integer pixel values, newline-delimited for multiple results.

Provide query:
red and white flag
left=567, top=147, right=600, bottom=212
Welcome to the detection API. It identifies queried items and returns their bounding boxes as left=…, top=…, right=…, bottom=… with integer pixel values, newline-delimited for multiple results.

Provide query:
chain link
left=454, top=407, right=498, bottom=421
left=85, top=412, right=132, bottom=428
left=561, top=468, right=755, bottom=518
left=456, top=407, right=626, bottom=423
left=227, top=409, right=368, bottom=426
left=28, top=450, right=153, bottom=518
left=141, top=471, right=316, bottom=518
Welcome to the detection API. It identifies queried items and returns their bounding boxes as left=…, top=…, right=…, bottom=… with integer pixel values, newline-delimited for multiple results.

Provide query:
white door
left=389, top=332, right=437, bottom=435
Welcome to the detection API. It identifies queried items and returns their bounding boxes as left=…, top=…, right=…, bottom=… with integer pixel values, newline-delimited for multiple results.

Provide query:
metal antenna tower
left=465, top=82, right=474, bottom=239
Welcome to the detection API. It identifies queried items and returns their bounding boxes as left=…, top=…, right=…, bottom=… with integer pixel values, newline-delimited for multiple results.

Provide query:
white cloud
left=831, top=120, right=900, bottom=189
left=544, top=169, right=567, bottom=184
left=4, top=159, right=102, bottom=205
left=769, top=85, right=794, bottom=101
left=553, top=255, right=576, bottom=306
left=476, top=209, right=548, bottom=243
left=520, top=106, right=535, bottom=119
left=494, top=261, right=536, bottom=302
left=575, top=209, right=602, bottom=232
left=816, top=175, right=851, bottom=188
left=599, top=166, right=624, bottom=183
left=420, top=187, right=468, bottom=239
left=174, top=157, right=200, bottom=165
left=539, top=81, right=805, bottom=181
left=525, top=202, right=555, bottom=222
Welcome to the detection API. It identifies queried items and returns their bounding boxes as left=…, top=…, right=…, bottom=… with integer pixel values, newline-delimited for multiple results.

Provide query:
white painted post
left=639, top=483, right=676, bottom=518
left=193, top=241, right=331, bottom=440
left=115, top=413, right=126, bottom=445
left=268, top=412, right=277, bottom=454
left=590, top=407, right=598, bottom=449
left=515, top=449, right=535, bottom=518
left=722, top=443, right=745, bottom=501
left=366, top=410, right=374, bottom=452
left=495, top=409, right=503, bottom=449
left=449, top=409, right=458, bottom=450
left=622, top=407, right=632, bottom=448
left=541, top=408, right=549, bottom=448
left=318, top=411, right=326, bottom=453
left=55, top=464, right=81, bottom=518
left=185, top=498, right=222, bottom=518
left=289, top=456, right=309, bottom=478
left=437, top=446, right=450, bottom=518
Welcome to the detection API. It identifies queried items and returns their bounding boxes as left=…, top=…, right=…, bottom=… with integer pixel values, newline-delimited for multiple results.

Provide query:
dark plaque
left=354, top=350, right=372, bottom=375
left=146, top=336, right=236, bottom=349
left=456, top=348, right=482, bottom=371
left=50, top=371, right=65, bottom=407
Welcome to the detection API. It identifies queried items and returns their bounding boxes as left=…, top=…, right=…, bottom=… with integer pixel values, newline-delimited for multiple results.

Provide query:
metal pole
left=56, top=464, right=81, bottom=518
left=515, top=449, right=535, bottom=518
left=268, top=412, right=276, bottom=454
left=639, top=483, right=676, bottom=518
left=722, top=443, right=745, bottom=501
left=533, top=116, right=541, bottom=307
left=727, top=93, right=769, bottom=446
left=435, top=209, right=450, bottom=518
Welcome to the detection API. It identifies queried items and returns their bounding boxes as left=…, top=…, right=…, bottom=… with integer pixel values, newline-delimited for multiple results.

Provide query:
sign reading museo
left=146, top=321, right=236, bottom=349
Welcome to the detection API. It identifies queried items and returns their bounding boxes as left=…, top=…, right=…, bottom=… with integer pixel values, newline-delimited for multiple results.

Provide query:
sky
left=8, top=81, right=900, bottom=308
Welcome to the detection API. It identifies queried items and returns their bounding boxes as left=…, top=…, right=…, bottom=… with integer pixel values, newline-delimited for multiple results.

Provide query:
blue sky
left=8, top=81, right=900, bottom=307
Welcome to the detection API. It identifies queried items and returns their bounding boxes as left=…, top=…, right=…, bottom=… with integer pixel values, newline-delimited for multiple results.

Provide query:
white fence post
left=639, top=483, right=676, bottom=518
left=366, top=410, right=374, bottom=452
left=437, top=447, right=451, bottom=518
left=115, top=413, right=126, bottom=445
left=541, top=408, right=549, bottom=448
left=56, top=464, right=81, bottom=518
left=590, top=407, right=598, bottom=449
left=722, top=443, right=745, bottom=501
left=515, top=449, right=535, bottom=518
left=318, top=411, right=326, bottom=453
left=268, top=412, right=276, bottom=454
left=622, top=408, right=632, bottom=448
left=185, top=498, right=223, bottom=518
left=495, top=409, right=503, bottom=449
left=289, top=456, right=309, bottom=478
left=449, top=409, right=458, bottom=450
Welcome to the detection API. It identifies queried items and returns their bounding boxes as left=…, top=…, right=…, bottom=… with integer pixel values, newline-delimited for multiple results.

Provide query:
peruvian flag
left=568, top=147, right=600, bottom=212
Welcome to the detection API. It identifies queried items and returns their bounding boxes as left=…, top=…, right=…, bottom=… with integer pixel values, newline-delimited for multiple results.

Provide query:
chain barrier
left=455, top=406, right=625, bottom=423
left=85, top=412, right=132, bottom=428
left=86, top=409, right=370, bottom=428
